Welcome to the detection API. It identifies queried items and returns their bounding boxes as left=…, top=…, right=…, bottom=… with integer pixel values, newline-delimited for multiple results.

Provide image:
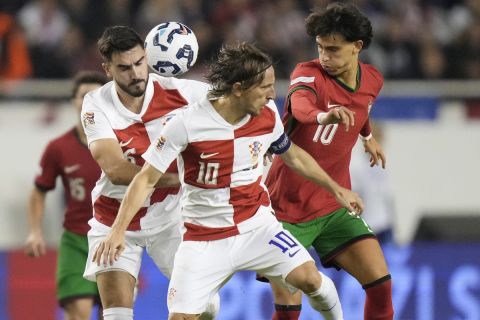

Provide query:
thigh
left=167, top=240, right=233, bottom=316
left=311, top=208, right=376, bottom=268
left=83, top=221, right=143, bottom=282
left=57, top=231, right=100, bottom=304
left=146, top=220, right=182, bottom=279
left=334, top=238, right=389, bottom=285
left=236, top=222, right=313, bottom=292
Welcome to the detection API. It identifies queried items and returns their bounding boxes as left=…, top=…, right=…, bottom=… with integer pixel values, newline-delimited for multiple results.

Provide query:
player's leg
left=333, top=239, right=393, bottom=320
left=84, top=221, right=143, bottom=320
left=63, top=298, right=97, bottom=320
left=147, top=218, right=220, bottom=319
left=57, top=230, right=101, bottom=320
left=315, top=208, right=393, bottom=320
left=166, top=238, right=233, bottom=319
left=242, top=218, right=342, bottom=320
left=267, top=218, right=322, bottom=320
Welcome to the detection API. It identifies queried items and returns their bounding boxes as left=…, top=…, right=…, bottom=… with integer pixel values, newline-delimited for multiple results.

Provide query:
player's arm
left=290, top=88, right=355, bottom=131
left=93, top=162, right=163, bottom=266
left=279, top=142, right=364, bottom=214
left=89, top=138, right=178, bottom=187
left=25, top=187, right=47, bottom=257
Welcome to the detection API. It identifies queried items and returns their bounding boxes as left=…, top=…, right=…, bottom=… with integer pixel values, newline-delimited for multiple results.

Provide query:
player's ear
left=232, top=82, right=243, bottom=97
left=102, top=62, right=112, bottom=79
left=353, top=40, right=363, bottom=53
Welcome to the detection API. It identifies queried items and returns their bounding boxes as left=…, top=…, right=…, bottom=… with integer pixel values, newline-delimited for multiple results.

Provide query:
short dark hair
left=72, top=71, right=107, bottom=97
left=205, top=42, right=272, bottom=98
left=97, top=26, right=144, bottom=61
left=306, top=2, right=373, bottom=49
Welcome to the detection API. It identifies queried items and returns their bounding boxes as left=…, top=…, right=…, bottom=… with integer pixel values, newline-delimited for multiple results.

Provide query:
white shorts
left=83, top=217, right=182, bottom=282
left=167, top=220, right=313, bottom=314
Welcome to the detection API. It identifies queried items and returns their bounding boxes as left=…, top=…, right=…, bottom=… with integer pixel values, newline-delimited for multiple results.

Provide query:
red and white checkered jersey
left=143, top=97, right=291, bottom=241
left=81, top=73, right=209, bottom=231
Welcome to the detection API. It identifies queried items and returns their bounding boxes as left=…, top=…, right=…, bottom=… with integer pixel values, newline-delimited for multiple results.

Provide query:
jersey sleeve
left=34, top=141, right=60, bottom=191
left=143, top=112, right=188, bottom=173
left=268, top=100, right=291, bottom=155
left=81, top=94, right=117, bottom=146
left=286, top=63, right=322, bottom=125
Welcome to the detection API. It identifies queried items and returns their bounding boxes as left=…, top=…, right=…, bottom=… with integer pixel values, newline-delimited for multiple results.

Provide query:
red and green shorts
left=281, top=208, right=376, bottom=269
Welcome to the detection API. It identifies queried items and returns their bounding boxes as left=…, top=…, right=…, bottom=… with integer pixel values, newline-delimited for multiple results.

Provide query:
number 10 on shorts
left=269, top=231, right=301, bottom=257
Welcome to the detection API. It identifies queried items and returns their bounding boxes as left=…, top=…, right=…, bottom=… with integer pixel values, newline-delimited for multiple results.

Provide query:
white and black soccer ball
left=144, top=22, right=198, bottom=77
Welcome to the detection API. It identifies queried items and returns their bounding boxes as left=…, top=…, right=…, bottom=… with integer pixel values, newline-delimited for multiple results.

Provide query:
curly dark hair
left=205, top=42, right=272, bottom=98
left=98, top=26, right=144, bottom=61
left=306, top=2, right=373, bottom=49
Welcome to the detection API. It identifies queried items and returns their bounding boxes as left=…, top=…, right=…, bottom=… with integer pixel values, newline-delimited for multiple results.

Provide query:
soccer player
left=81, top=26, right=218, bottom=320
left=25, top=71, right=107, bottom=320
left=93, top=42, right=365, bottom=320
left=264, top=3, right=394, bottom=320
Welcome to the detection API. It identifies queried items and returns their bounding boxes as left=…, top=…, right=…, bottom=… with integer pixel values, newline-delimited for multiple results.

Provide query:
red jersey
left=266, top=59, right=383, bottom=223
left=35, top=128, right=101, bottom=235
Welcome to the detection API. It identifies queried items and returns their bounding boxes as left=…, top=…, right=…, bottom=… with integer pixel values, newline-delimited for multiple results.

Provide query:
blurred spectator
left=7, top=0, right=480, bottom=80
left=17, top=0, right=70, bottom=77
left=350, top=122, right=395, bottom=244
left=0, top=12, right=32, bottom=79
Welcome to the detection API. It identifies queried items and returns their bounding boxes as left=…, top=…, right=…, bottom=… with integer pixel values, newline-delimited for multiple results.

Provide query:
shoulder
left=149, top=73, right=209, bottom=92
left=44, top=128, right=75, bottom=153
left=361, top=62, right=384, bottom=92
left=290, top=59, right=326, bottom=88
left=83, top=82, right=113, bottom=111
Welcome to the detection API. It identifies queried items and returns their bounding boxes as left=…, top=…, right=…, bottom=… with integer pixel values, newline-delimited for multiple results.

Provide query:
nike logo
left=119, top=137, right=133, bottom=147
left=64, top=164, right=80, bottom=174
left=327, top=101, right=344, bottom=109
left=288, top=249, right=301, bottom=257
left=200, top=152, right=219, bottom=159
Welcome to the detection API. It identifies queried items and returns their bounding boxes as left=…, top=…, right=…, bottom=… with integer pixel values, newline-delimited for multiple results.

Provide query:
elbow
left=104, top=166, right=129, bottom=186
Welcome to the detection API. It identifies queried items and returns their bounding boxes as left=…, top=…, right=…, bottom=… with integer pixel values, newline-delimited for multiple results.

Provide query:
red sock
left=363, top=275, right=394, bottom=320
left=272, top=304, right=301, bottom=320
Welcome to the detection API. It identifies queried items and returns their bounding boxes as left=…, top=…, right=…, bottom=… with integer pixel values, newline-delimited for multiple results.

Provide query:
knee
left=296, top=270, right=322, bottom=294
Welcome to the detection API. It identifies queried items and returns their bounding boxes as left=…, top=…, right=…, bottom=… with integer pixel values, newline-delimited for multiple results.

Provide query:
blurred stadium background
left=1, top=0, right=480, bottom=319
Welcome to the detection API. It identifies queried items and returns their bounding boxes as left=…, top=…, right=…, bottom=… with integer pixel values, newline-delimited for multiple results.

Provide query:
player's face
left=104, top=44, right=149, bottom=98
left=73, top=83, right=102, bottom=114
left=316, top=33, right=362, bottom=76
left=241, top=66, right=276, bottom=116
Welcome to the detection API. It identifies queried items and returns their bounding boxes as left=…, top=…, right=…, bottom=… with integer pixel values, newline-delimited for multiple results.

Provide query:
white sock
left=199, top=293, right=220, bottom=320
left=103, top=307, right=134, bottom=320
left=305, top=273, right=343, bottom=320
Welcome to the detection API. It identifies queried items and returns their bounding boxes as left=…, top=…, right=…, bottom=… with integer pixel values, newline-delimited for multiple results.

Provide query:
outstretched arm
left=93, top=163, right=163, bottom=266
left=279, top=143, right=364, bottom=214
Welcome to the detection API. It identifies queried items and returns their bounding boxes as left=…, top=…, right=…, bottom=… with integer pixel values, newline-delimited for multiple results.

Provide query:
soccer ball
left=144, top=22, right=199, bottom=77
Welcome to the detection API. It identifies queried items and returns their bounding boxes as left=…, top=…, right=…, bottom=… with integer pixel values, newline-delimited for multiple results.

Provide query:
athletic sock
left=272, top=304, right=301, bottom=320
left=363, top=275, right=394, bottom=320
left=103, top=307, right=133, bottom=320
left=305, top=273, right=343, bottom=320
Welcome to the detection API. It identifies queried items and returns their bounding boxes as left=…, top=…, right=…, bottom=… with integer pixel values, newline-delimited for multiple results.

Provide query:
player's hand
left=93, top=229, right=126, bottom=267
left=363, top=136, right=386, bottom=168
left=263, top=152, right=273, bottom=166
left=24, top=231, right=46, bottom=257
left=318, top=107, right=355, bottom=132
left=334, top=186, right=364, bottom=215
